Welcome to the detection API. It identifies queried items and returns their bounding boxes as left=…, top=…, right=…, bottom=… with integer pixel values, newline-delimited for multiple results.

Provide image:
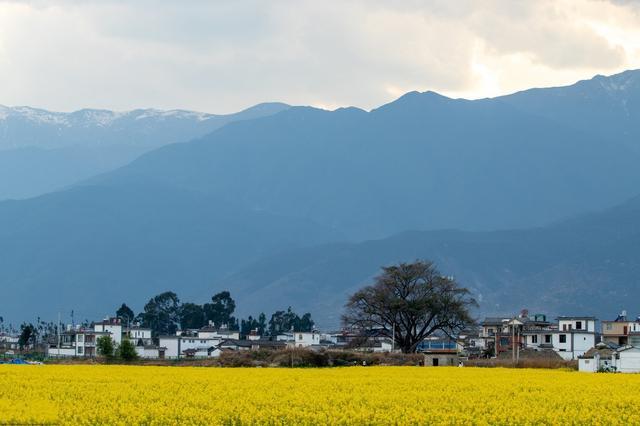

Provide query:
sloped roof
left=581, top=342, right=617, bottom=359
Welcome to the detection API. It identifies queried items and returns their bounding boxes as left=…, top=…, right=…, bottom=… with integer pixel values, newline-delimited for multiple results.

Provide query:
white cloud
left=0, top=0, right=639, bottom=113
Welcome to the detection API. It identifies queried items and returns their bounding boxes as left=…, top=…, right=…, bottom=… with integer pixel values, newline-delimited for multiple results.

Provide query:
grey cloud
left=0, top=0, right=638, bottom=112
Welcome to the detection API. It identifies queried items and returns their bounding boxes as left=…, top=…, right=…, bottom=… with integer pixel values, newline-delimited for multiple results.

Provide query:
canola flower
left=1, top=365, right=640, bottom=425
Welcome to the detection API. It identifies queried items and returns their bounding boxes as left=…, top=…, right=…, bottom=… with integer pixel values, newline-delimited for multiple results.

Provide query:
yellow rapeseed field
left=1, top=365, right=639, bottom=425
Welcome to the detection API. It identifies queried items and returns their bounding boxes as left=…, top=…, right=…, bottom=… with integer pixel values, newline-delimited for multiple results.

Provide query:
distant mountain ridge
left=223, top=193, right=640, bottom=327
left=1, top=70, right=640, bottom=324
left=0, top=102, right=290, bottom=150
left=94, top=69, right=640, bottom=239
left=0, top=102, right=289, bottom=200
left=498, top=69, right=640, bottom=153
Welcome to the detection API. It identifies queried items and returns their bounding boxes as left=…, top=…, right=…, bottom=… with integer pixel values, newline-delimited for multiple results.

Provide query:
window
left=298, top=334, right=303, bottom=340
left=606, top=323, right=612, bottom=330
left=545, top=335, right=551, bottom=344
left=77, top=347, right=83, bottom=354
left=559, top=334, right=567, bottom=343
left=575, top=321, right=582, bottom=330
left=77, top=335, right=84, bottom=343
left=531, top=335, right=538, bottom=344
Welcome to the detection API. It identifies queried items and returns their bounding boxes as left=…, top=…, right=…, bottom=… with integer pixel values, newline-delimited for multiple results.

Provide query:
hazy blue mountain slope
left=223, top=195, right=640, bottom=327
left=0, top=102, right=289, bottom=200
left=500, top=69, right=640, bottom=153
left=96, top=81, right=640, bottom=240
left=2, top=71, right=640, bottom=323
left=0, top=183, right=341, bottom=322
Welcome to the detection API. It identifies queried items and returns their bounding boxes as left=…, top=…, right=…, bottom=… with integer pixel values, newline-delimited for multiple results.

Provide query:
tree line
left=115, top=290, right=315, bottom=338
left=5, top=260, right=477, bottom=354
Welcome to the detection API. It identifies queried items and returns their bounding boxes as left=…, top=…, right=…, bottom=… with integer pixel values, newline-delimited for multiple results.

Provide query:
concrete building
left=552, top=317, right=597, bottom=360
left=578, top=343, right=617, bottom=373
left=601, top=311, right=640, bottom=346
left=196, top=323, right=240, bottom=340
left=93, top=318, right=124, bottom=345
left=617, top=346, right=640, bottom=373
left=0, top=333, right=19, bottom=351
left=290, top=331, right=320, bottom=348
left=423, top=350, right=458, bottom=367
left=46, top=327, right=110, bottom=358
left=481, top=312, right=552, bottom=357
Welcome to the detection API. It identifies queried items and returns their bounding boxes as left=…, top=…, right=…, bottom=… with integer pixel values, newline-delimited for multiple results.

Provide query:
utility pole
left=511, top=322, right=515, bottom=364
left=57, top=312, right=61, bottom=358
left=516, top=327, right=520, bottom=364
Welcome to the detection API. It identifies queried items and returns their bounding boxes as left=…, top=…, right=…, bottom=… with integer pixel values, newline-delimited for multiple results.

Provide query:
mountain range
left=225, top=193, right=640, bottom=326
left=0, top=102, right=289, bottom=200
left=1, top=70, right=640, bottom=327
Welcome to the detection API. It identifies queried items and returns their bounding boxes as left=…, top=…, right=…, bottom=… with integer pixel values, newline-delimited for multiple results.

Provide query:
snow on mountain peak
left=0, top=106, right=215, bottom=126
left=133, top=109, right=214, bottom=122
left=594, top=70, right=640, bottom=95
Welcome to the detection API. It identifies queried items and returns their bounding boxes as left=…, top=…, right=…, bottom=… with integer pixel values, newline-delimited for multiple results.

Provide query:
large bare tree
left=342, top=260, right=477, bottom=353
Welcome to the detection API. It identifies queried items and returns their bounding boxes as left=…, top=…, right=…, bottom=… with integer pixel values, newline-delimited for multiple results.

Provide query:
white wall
left=159, top=336, right=221, bottom=358
left=180, top=337, right=221, bottom=349
left=46, top=347, right=76, bottom=357
left=130, top=329, right=152, bottom=340
left=159, top=337, right=180, bottom=359
left=198, top=330, right=240, bottom=340
left=135, top=347, right=160, bottom=359
left=553, top=332, right=595, bottom=360
left=618, top=349, right=640, bottom=373
left=294, top=332, right=320, bottom=347
left=94, top=324, right=123, bottom=345
left=558, top=319, right=595, bottom=332
left=578, top=358, right=598, bottom=373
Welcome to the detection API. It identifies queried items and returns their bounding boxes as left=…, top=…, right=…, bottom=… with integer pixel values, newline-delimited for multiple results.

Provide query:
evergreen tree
left=203, top=291, right=236, bottom=328
left=179, top=303, right=206, bottom=329
left=117, top=339, right=138, bottom=361
left=138, top=291, right=181, bottom=336
left=116, top=303, right=135, bottom=325
left=96, top=336, right=115, bottom=359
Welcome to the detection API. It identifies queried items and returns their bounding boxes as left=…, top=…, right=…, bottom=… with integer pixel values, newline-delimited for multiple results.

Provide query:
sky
left=1, top=0, right=640, bottom=113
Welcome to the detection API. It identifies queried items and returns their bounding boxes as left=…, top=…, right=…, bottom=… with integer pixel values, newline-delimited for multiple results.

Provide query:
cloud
left=0, top=0, right=639, bottom=112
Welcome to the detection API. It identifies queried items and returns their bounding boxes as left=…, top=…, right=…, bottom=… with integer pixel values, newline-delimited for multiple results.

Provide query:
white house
left=320, top=333, right=340, bottom=345
left=93, top=318, right=124, bottom=345
left=552, top=317, right=597, bottom=360
left=46, top=318, right=150, bottom=358
left=134, top=345, right=167, bottom=359
left=46, top=327, right=109, bottom=358
left=0, top=333, right=19, bottom=351
left=617, top=346, right=640, bottom=373
left=159, top=332, right=223, bottom=359
left=289, top=331, right=320, bottom=348
left=196, top=323, right=240, bottom=340
left=578, top=343, right=618, bottom=373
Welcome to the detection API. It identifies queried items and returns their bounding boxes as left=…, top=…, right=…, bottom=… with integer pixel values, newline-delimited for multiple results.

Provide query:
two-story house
left=601, top=311, right=640, bottom=346
left=552, top=316, right=597, bottom=360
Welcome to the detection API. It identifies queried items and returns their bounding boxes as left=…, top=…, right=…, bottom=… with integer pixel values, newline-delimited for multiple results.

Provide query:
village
left=2, top=308, right=640, bottom=373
